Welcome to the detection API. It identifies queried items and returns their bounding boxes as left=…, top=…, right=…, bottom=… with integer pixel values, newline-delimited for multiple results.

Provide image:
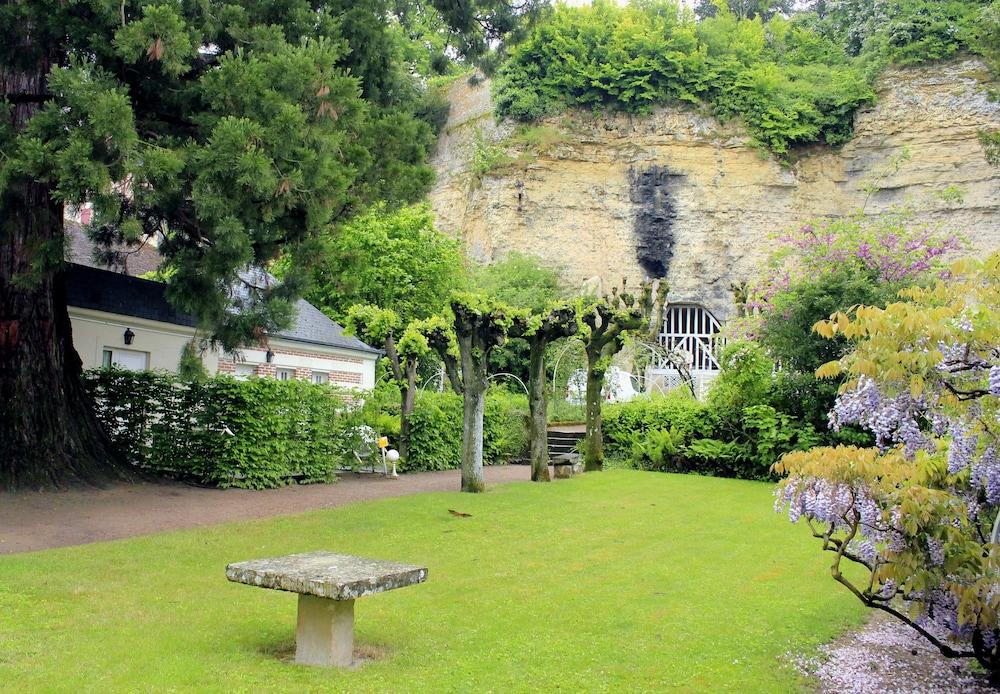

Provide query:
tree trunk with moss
left=527, top=337, right=550, bottom=481
left=583, top=357, right=606, bottom=472
left=458, top=332, right=487, bottom=492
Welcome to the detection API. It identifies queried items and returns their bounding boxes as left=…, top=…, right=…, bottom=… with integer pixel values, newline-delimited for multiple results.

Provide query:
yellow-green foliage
left=775, top=252, right=1000, bottom=672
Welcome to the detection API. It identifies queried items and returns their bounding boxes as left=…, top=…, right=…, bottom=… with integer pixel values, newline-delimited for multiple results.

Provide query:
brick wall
left=267, top=346, right=365, bottom=364
left=217, top=346, right=365, bottom=387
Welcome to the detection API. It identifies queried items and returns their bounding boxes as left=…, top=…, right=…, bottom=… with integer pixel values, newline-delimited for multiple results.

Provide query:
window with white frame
left=275, top=368, right=295, bottom=381
left=102, top=348, right=149, bottom=372
left=233, top=363, right=256, bottom=380
left=311, top=371, right=329, bottom=385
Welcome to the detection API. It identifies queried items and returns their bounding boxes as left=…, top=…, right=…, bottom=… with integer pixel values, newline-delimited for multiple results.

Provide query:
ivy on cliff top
left=493, top=1, right=989, bottom=155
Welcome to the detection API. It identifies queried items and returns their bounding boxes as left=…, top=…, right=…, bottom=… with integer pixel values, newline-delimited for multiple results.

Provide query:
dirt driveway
left=0, top=465, right=531, bottom=555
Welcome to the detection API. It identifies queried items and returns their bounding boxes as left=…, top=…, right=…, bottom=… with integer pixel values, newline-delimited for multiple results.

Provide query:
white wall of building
left=69, top=307, right=377, bottom=390
left=70, top=307, right=217, bottom=372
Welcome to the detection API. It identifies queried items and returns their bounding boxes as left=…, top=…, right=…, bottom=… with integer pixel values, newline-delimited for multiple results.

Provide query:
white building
left=65, top=224, right=379, bottom=388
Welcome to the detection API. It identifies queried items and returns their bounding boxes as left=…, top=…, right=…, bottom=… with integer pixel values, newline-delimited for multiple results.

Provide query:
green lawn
left=0, top=471, right=866, bottom=692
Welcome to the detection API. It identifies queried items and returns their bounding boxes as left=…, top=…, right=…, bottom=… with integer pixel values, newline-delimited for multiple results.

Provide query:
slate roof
left=65, top=264, right=379, bottom=354
left=65, top=219, right=163, bottom=277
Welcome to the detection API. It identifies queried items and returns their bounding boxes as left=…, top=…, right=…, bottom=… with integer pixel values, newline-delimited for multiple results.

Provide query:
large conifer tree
left=0, top=1, right=445, bottom=489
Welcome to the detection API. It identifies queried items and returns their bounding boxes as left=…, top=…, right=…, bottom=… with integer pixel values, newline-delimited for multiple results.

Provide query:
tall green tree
left=0, top=1, right=447, bottom=489
left=694, top=0, right=794, bottom=21
left=304, top=203, right=466, bottom=326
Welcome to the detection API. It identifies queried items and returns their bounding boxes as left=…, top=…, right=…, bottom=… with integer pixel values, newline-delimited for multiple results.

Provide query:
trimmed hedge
left=84, top=369, right=351, bottom=489
left=85, top=370, right=530, bottom=486
left=403, top=389, right=529, bottom=472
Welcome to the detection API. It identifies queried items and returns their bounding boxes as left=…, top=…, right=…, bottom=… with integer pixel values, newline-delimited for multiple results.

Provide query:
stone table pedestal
left=226, top=551, right=428, bottom=667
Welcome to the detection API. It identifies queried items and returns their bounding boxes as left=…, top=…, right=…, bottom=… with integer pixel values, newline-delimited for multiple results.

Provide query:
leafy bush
left=603, top=367, right=820, bottom=480
left=405, top=388, right=529, bottom=471
left=706, top=341, right=773, bottom=415
left=495, top=1, right=996, bottom=155
left=494, top=2, right=875, bottom=154
left=84, top=369, right=350, bottom=489
left=812, top=0, right=991, bottom=65
left=405, top=390, right=465, bottom=471
left=86, top=370, right=530, bottom=483
left=728, top=212, right=963, bottom=436
left=470, top=127, right=513, bottom=183
left=604, top=391, right=714, bottom=445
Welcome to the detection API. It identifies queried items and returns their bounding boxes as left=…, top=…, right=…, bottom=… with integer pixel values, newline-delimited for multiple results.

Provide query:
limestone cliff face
left=429, top=60, right=1000, bottom=319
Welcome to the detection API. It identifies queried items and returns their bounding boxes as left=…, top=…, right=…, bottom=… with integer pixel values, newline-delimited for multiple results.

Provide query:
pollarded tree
left=473, top=251, right=566, bottom=388
left=579, top=279, right=667, bottom=472
left=421, top=294, right=525, bottom=492
left=523, top=302, right=577, bottom=482
left=344, top=305, right=430, bottom=464
left=0, top=1, right=444, bottom=489
left=412, top=314, right=463, bottom=394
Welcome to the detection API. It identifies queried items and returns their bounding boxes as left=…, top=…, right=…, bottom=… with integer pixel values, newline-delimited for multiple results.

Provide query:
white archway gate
left=650, top=304, right=723, bottom=398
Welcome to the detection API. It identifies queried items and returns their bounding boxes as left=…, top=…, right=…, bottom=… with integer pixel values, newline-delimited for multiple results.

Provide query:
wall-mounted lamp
left=265, top=350, right=275, bottom=363
left=123, top=328, right=135, bottom=345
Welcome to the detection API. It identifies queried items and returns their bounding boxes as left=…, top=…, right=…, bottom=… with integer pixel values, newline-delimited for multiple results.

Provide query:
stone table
left=226, top=551, right=428, bottom=667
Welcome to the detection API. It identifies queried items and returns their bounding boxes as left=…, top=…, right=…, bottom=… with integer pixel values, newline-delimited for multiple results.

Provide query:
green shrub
left=406, top=390, right=464, bottom=471
left=84, top=369, right=349, bottom=489
left=493, top=2, right=876, bottom=155
left=470, top=128, right=513, bottom=183
left=603, top=384, right=821, bottom=480
left=604, top=392, right=714, bottom=445
left=706, top=341, right=773, bottom=417
left=404, top=388, right=529, bottom=472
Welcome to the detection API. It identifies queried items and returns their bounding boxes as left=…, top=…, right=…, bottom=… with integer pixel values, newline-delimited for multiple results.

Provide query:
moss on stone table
left=226, top=552, right=427, bottom=666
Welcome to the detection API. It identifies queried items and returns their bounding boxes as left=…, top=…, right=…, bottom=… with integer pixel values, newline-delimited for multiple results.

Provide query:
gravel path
left=0, top=465, right=531, bottom=555
left=796, top=613, right=994, bottom=693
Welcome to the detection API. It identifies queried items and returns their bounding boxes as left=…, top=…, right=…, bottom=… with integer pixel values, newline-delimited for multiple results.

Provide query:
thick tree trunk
left=461, top=377, right=486, bottom=492
left=0, top=185, right=129, bottom=489
left=398, top=363, right=417, bottom=463
left=459, top=335, right=486, bottom=493
left=583, top=354, right=605, bottom=472
left=527, top=339, right=550, bottom=482
left=0, top=42, right=129, bottom=490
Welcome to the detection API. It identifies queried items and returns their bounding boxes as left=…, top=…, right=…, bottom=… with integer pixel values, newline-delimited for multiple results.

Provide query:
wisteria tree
left=731, top=211, right=965, bottom=340
left=727, top=211, right=965, bottom=433
left=774, top=253, right=1000, bottom=683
